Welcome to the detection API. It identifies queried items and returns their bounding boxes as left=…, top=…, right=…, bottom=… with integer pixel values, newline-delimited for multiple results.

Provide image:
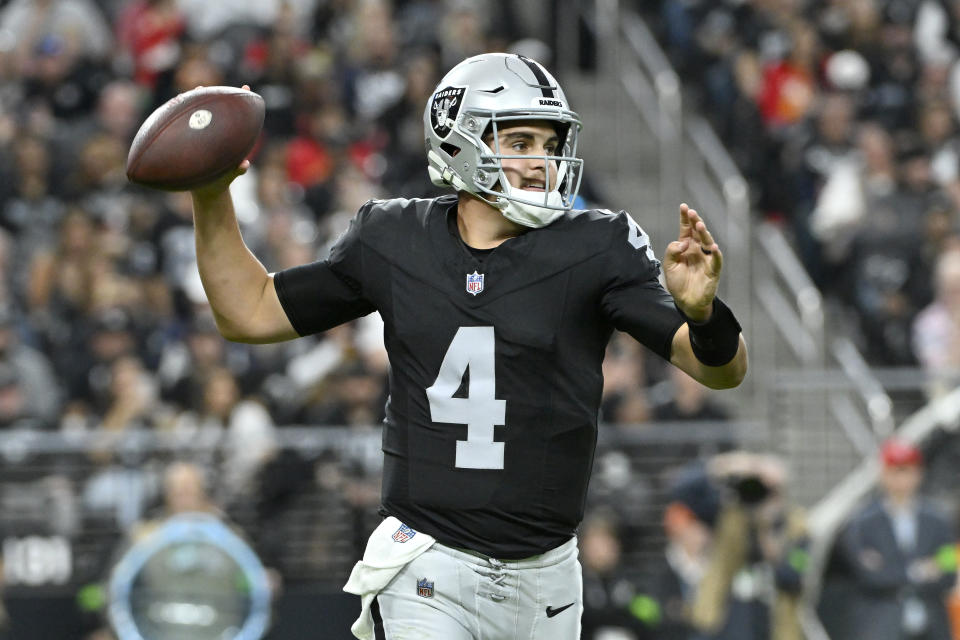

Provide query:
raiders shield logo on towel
left=430, top=86, right=465, bottom=139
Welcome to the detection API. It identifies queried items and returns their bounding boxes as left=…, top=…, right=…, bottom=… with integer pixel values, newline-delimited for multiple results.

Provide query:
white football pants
left=370, top=536, right=582, bottom=639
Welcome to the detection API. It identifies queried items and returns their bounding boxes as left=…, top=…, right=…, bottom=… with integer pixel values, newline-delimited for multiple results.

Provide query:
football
left=126, top=86, right=265, bottom=191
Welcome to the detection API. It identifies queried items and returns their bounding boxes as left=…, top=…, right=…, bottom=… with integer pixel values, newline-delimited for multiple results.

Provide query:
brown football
left=126, top=86, right=264, bottom=191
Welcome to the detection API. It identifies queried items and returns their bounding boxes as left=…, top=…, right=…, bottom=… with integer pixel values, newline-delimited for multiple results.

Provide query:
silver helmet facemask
left=424, top=53, right=584, bottom=228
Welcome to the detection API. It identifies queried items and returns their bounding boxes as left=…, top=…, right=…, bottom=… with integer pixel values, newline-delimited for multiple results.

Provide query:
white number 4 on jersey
left=426, top=327, right=506, bottom=470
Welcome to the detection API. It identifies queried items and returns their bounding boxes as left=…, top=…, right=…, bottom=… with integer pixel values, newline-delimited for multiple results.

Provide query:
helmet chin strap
left=495, top=163, right=569, bottom=227
left=497, top=189, right=566, bottom=228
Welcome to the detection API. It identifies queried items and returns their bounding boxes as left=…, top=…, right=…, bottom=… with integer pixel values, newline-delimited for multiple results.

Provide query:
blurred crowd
left=647, top=0, right=960, bottom=379
left=0, top=0, right=510, bottom=437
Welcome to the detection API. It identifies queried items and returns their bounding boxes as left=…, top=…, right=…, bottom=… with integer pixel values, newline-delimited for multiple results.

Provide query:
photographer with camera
left=688, top=452, right=807, bottom=640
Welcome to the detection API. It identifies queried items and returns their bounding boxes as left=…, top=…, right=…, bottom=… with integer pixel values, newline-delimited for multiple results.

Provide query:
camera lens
left=734, top=476, right=770, bottom=504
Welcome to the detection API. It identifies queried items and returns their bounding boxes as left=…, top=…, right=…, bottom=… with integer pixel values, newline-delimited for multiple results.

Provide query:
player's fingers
left=241, top=84, right=251, bottom=91
left=678, top=203, right=693, bottom=238
left=698, top=239, right=722, bottom=273
left=687, top=208, right=717, bottom=253
left=696, top=225, right=717, bottom=252
left=665, top=239, right=689, bottom=259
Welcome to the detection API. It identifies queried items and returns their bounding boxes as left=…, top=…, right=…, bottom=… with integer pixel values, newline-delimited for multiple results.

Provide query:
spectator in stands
left=838, top=438, right=957, bottom=640
left=2, top=135, right=65, bottom=270
left=146, top=461, right=217, bottom=524
left=861, top=7, right=920, bottom=131
left=912, top=244, right=960, bottom=396
left=691, top=452, right=807, bottom=640
left=912, top=0, right=960, bottom=69
left=634, top=464, right=720, bottom=640
left=296, top=322, right=388, bottom=427
left=809, top=121, right=897, bottom=283
left=601, top=332, right=651, bottom=425
left=308, top=359, right=386, bottom=427
left=918, top=99, right=957, bottom=188
left=100, top=354, right=160, bottom=431
left=68, top=131, right=130, bottom=218
left=843, top=136, right=936, bottom=365
left=580, top=508, right=650, bottom=640
left=20, top=34, right=106, bottom=123
left=0, top=306, right=60, bottom=427
left=171, top=365, right=277, bottom=504
left=284, top=102, right=349, bottom=195
left=169, top=43, right=225, bottom=98
left=114, top=0, right=185, bottom=90
left=653, top=367, right=732, bottom=424
left=437, top=2, right=490, bottom=72
left=26, top=207, right=98, bottom=319
left=757, top=19, right=820, bottom=134
left=0, top=363, right=32, bottom=429
left=378, top=49, right=445, bottom=198
left=81, top=443, right=159, bottom=532
left=0, top=0, right=113, bottom=66
left=911, top=194, right=960, bottom=309
left=641, top=369, right=735, bottom=491
left=251, top=159, right=320, bottom=269
left=784, top=90, right=858, bottom=283
left=157, top=312, right=252, bottom=412
left=62, top=307, right=139, bottom=415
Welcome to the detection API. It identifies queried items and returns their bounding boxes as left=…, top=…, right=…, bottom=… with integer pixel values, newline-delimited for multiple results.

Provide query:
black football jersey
left=274, top=195, right=684, bottom=558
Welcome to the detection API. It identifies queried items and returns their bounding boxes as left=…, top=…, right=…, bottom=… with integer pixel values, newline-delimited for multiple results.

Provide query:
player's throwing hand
left=663, top=203, right=722, bottom=322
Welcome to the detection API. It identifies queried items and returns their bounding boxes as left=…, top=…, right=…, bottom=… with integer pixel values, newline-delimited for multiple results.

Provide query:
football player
left=190, top=53, right=747, bottom=639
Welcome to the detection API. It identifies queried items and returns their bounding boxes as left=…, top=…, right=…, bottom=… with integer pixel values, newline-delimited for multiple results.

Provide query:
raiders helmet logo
left=430, top=86, right=466, bottom=139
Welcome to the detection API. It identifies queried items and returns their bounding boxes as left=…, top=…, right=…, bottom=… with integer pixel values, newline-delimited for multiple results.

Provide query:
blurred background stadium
left=3, top=0, right=960, bottom=638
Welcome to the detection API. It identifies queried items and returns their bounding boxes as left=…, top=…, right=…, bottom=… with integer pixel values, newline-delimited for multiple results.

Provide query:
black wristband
left=677, top=297, right=742, bottom=366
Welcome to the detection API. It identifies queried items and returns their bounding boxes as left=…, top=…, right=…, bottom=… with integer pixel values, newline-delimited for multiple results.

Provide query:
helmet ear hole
left=440, top=142, right=461, bottom=158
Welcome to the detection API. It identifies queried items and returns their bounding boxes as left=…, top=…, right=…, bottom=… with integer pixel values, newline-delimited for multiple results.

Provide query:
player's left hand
left=663, top=203, right=722, bottom=322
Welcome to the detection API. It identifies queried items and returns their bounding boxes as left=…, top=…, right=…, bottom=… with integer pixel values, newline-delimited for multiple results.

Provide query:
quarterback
left=190, top=53, right=747, bottom=639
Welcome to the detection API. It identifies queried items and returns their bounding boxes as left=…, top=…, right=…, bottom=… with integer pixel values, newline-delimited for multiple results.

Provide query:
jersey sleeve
left=273, top=202, right=377, bottom=336
left=600, top=211, right=684, bottom=361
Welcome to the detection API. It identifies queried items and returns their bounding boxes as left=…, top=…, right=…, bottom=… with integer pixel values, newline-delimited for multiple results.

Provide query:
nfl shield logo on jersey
left=466, top=271, right=484, bottom=296
left=391, top=524, right=416, bottom=543
left=417, top=577, right=434, bottom=598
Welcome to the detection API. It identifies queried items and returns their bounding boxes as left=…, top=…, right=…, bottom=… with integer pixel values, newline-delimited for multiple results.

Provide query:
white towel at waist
left=343, top=516, right=436, bottom=639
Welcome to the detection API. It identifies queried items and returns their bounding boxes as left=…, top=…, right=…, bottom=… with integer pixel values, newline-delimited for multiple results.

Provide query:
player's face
left=487, top=120, right=560, bottom=192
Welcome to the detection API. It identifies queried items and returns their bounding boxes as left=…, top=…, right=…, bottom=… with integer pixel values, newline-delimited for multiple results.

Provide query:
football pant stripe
left=371, top=596, right=387, bottom=640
